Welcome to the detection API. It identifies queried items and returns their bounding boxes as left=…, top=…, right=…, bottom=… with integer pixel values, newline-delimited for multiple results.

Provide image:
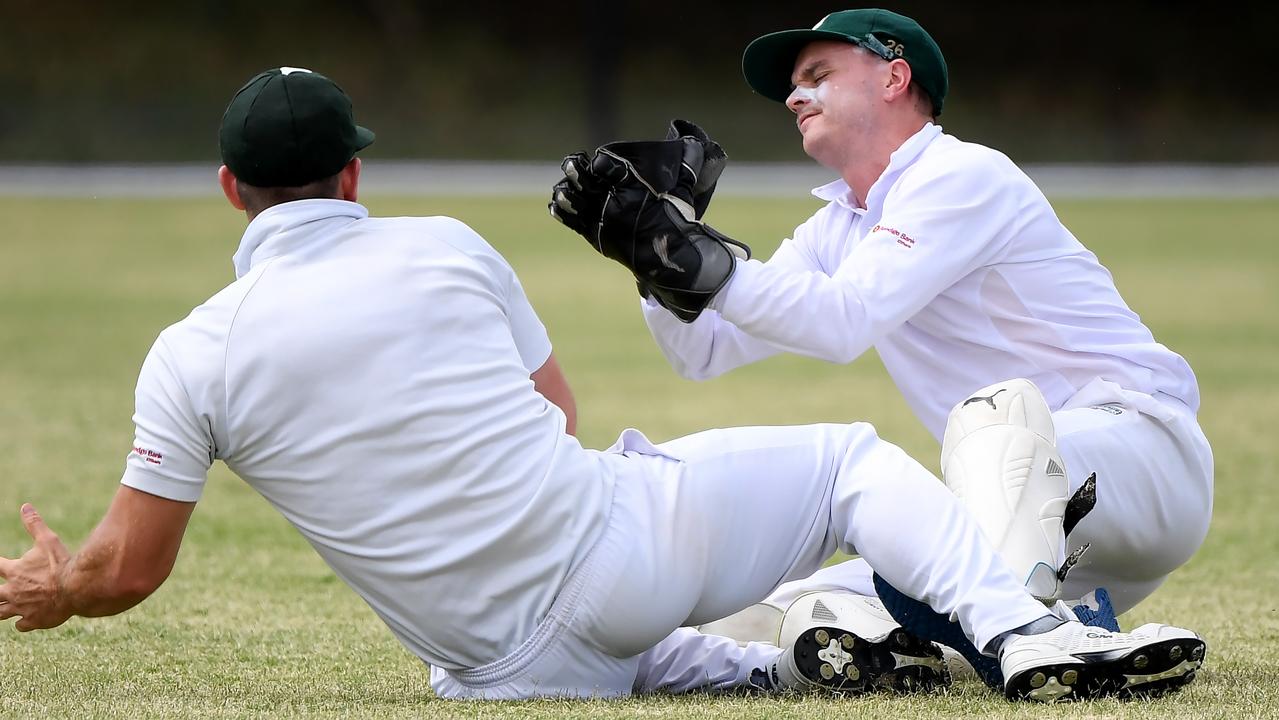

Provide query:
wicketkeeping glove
left=549, top=120, right=751, bottom=323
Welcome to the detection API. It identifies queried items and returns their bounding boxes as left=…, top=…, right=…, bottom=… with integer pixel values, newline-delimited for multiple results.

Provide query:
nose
left=786, top=88, right=806, bottom=114
left=786, top=85, right=815, bottom=114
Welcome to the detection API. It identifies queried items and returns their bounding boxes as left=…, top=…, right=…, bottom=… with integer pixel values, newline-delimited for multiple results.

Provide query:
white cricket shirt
left=121, top=199, right=614, bottom=669
left=644, top=123, right=1199, bottom=439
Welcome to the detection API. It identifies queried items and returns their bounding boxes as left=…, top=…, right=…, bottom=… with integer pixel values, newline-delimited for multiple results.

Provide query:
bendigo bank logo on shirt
left=872, top=224, right=916, bottom=248
left=133, top=445, right=164, bottom=465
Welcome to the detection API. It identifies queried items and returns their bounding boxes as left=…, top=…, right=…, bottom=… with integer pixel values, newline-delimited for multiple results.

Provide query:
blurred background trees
left=2, top=0, right=1274, bottom=163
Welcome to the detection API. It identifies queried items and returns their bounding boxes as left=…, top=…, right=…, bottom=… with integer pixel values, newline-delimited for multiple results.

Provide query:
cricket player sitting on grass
left=549, top=8, right=1213, bottom=691
left=0, top=67, right=1204, bottom=704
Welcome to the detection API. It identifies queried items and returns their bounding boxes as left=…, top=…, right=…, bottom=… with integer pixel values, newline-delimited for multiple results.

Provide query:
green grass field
left=1, top=194, right=1276, bottom=719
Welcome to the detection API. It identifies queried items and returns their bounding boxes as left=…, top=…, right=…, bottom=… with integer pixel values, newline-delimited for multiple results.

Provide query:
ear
left=218, top=165, right=246, bottom=211
left=339, top=158, right=361, bottom=202
left=883, top=58, right=913, bottom=103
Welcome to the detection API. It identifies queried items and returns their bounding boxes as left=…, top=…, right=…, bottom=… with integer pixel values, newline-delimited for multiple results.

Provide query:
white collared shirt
left=643, top=124, right=1199, bottom=439
left=122, top=199, right=614, bottom=669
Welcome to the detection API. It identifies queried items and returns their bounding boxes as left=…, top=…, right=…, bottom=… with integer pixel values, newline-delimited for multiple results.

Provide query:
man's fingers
left=551, top=182, right=580, bottom=217
left=19, top=504, right=61, bottom=554
left=20, top=504, right=46, bottom=539
left=560, top=153, right=591, bottom=191
left=589, top=151, right=631, bottom=185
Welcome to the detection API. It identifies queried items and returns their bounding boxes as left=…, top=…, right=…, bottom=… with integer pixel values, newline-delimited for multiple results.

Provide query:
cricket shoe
left=1001, top=620, right=1206, bottom=702
left=872, top=573, right=1122, bottom=691
left=767, top=592, right=949, bottom=694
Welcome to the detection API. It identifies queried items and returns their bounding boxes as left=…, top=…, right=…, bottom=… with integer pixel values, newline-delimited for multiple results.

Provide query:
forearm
left=54, top=486, right=189, bottom=622
left=641, top=298, right=780, bottom=380
left=710, top=259, right=877, bottom=364
left=57, top=542, right=157, bottom=619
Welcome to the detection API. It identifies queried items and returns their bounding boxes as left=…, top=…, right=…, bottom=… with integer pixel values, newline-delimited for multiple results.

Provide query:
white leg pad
left=941, top=378, right=1057, bottom=465
left=941, top=379, right=1068, bottom=603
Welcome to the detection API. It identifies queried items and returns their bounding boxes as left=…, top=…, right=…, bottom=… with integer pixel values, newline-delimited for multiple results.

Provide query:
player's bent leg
left=578, top=423, right=910, bottom=695
left=1053, top=401, right=1213, bottom=614
left=787, top=422, right=1058, bottom=655
left=566, top=421, right=1207, bottom=701
left=635, top=598, right=947, bottom=696
left=695, top=559, right=876, bottom=645
left=582, top=422, right=1049, bottom=696
left=632, top=628, right=784, bottom=694
left=695, top=603, right=785, bottom=647
left=695, top=586, right=951, bottom=693
left=941, top=378, right=1070, bottom=604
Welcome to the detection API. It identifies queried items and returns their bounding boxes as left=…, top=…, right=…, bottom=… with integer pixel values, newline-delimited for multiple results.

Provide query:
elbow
left=826, top=344, right=863, bottom=365
left=661, top=351, right=715, bottom=381
left=670, top=360, right=711, bottom=383
left=113, top=579, right=160, bottom=608
left=109, top=566, right=170, bottom=607
left=682, top=363, right=718, bottom=382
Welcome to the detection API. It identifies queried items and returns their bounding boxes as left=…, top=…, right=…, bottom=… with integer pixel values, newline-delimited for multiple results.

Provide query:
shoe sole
left=1006, top=636, right=1206, bottom=702
left=790, top=625, right=950, bottom=694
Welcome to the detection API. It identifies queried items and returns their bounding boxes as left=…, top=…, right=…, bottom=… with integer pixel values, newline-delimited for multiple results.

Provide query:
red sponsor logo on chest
left=872, top=224, right=915, bottom=248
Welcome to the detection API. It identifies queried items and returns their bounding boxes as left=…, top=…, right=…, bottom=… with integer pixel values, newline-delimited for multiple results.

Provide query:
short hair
left=235, top=172, right=343, bottom=216
left=908, top=81, right=938, bottom=118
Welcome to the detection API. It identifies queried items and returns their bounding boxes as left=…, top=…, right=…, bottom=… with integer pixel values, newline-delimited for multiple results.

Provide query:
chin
left=801, top=134, right=830, bottom=166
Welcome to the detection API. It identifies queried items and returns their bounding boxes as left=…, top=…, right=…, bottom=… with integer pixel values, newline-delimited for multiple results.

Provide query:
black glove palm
left=549, top=120, right=750, bottom=323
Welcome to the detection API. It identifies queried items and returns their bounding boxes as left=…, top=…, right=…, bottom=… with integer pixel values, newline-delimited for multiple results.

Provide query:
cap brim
left=742, top=29, right=860, bottom=102
left=354, top=125, right=376, bottom=151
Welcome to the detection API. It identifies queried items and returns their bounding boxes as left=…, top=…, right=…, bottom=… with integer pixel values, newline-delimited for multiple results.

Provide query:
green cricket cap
left=743, top=8, right=949, bottom=115
left=219, top=67, right=375, bottom=188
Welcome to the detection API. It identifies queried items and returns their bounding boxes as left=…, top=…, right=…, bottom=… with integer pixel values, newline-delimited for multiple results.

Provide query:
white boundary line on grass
left=1, top=162, right=1277, bottom=198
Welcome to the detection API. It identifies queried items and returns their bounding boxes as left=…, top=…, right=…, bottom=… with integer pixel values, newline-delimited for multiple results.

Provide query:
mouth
left=797, top=112, right=819, bottom=131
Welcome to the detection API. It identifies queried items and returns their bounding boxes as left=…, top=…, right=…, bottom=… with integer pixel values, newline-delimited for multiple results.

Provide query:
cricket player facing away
left=549, top=8, right=1213, bottom=689
left=1, top=68, right=1204, bottom=703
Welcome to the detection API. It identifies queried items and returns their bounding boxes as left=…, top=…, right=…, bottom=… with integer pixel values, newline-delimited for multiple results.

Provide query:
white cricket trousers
left=430, top=423, right=1052, bottom=699
left=758, top=393, right=1213, bottom=616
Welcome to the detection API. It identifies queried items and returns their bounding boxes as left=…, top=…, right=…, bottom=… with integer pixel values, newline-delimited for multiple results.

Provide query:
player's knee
left=942, top=378, right=1055, bottom=464
left=940, top=379, right=1070, bottom=601
left=1075, top=511, right=1208, bottom=584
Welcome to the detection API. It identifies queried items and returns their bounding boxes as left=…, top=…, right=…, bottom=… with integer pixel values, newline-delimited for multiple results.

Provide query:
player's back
left=160, top=202, right=613, bottom=669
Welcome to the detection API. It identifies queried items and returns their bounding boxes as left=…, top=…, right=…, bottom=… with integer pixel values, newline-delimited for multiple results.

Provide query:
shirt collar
left=232, top=199, right=368, bottom=278
left=810, top=122, right=944, bottom=209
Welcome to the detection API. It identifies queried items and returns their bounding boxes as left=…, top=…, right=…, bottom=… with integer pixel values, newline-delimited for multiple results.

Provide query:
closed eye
left=791, top=60, right=831, bottom=88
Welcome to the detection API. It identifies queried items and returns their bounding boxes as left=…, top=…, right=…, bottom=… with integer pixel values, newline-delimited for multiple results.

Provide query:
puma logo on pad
left=961, top=388, right=1007, bottom=410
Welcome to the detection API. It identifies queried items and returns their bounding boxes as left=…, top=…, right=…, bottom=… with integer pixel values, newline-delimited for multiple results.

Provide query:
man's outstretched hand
left=0, top=504, right=72, bottom=631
